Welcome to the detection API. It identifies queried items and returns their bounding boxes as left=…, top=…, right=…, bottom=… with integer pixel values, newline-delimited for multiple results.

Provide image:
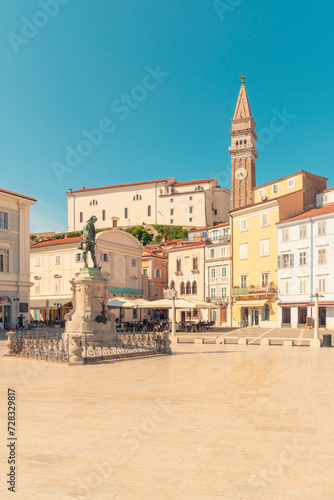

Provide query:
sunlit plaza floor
left=1, top=339, right=334, bottom=499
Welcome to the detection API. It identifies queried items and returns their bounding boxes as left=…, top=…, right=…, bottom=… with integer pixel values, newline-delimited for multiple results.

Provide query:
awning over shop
left=234, top=300, right=269, bottom=308
left=30, top=297, right=73, bottom=309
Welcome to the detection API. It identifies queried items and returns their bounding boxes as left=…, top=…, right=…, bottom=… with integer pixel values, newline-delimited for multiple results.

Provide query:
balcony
left=191, top=268, right=199, bottom=273
left=233, top=285, right=277, bottom=297
left=206, top=296, right=229, bottom=305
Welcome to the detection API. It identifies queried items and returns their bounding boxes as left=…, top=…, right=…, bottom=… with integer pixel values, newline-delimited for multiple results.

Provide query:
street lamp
left=311, top=290, right=325, bottom=347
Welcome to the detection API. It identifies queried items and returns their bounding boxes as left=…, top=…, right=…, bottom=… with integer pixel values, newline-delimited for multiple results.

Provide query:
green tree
left=125, top=226, right=153, bottom=246
left=152, top=225, right=188, bottom=242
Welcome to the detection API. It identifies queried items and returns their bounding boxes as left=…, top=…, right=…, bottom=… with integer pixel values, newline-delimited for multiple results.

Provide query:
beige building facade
left=66, top=177, right=230, bottom=231
left=30, top=230, right=144, bottom=322
left=0, top=188, right=36, bottom=329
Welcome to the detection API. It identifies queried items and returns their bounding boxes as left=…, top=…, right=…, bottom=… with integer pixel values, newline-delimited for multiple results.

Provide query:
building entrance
left=252, top=309, right=259, bottom=326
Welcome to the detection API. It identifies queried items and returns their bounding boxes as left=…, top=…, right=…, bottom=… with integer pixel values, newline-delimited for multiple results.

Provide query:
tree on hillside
left=152, top=225, right=188, bottom=242
left=125, top=226, right=153, bottom=246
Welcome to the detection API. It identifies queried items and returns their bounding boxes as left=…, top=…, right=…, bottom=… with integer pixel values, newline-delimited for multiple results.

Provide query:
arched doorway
left=0, top=296, right=11, bottom=330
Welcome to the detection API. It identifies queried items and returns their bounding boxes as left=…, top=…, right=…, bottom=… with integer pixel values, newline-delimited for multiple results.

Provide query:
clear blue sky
left=1, top=0, right=333, bottom=232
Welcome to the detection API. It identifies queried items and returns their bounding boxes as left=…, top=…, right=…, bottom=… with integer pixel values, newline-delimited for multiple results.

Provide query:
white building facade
left=30, top=230, right=144, bottom=323
left=0, top=188, right=36, bottom=330
left=277, top=198, right=334, bottom=329
left=168, top=241, right=206, bottom=323
left=66, top=177, right=230, bottom=231
left=205, top=223, right=232, bottom=326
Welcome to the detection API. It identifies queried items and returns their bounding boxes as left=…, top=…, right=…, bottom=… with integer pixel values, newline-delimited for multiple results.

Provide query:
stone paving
left=1, top=339, right=334, bottom=499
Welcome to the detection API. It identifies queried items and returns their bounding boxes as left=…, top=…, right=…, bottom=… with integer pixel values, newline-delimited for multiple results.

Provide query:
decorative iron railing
left=83, top=332, right=170, bottom=363
left=4, top=330, right=171, bottom=365
left=6, top=331, right=69, bottom=363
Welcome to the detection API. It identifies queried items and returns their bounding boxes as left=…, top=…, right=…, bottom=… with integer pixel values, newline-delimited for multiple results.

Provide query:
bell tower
left=229, top=75, right=257, bottom=210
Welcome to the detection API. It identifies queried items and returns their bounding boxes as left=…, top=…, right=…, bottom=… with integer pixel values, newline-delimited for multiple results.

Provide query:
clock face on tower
left=235, top=167, right=247, bottom=180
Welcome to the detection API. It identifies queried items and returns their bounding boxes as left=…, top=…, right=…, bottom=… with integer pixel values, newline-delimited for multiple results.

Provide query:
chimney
left=162, top=234, right=167, bottom=243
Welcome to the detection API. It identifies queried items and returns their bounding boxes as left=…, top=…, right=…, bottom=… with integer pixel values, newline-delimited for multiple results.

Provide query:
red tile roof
left=167, top=241, right=206, bottom=251
left=322, top=186, right=334, bottom=193
left=0, top=188, right=36, bottom=202
left=173, top=178, right=215, bottom=187
left=33, top=236, right=82, bottom=247
left=279, top=203, right=334, bottom=223
left=251, top=170, right=328, bottom=190
left=69, top=178, right=173, bottom=194
left=189, top=222, right=230, bottom=232
left=229, top=189, right=304, bottom=214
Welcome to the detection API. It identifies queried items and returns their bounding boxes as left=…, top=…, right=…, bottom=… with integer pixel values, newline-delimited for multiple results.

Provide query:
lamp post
left=310, top=289, right=325, bottom=347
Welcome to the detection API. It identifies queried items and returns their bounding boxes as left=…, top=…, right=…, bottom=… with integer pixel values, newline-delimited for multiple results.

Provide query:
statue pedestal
left=63, top=268, right=115, bottom=346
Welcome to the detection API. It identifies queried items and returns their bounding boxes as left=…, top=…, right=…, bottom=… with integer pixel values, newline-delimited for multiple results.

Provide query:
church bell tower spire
left=229, top=75, right=257, bottom=210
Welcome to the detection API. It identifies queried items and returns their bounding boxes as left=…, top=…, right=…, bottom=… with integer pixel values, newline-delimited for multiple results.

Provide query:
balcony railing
left=206, top=297, right=229, bottom=304
left=233, top=285, right=277, bottom=296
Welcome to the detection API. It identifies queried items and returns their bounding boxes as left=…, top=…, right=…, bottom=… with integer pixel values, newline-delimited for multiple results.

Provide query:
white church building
left=66, top=177, right=230, bottom=232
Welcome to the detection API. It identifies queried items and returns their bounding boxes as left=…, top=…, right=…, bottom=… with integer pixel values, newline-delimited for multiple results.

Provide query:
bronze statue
left=78, top=215, right=99, bottom=268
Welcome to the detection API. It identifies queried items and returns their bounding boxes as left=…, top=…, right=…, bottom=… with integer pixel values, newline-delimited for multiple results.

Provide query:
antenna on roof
left=81, top=183, right=85, bottom=190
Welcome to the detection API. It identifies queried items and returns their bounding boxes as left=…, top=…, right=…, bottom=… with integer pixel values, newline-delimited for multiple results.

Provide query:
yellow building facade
left=229, top=78, right=327, bottom=327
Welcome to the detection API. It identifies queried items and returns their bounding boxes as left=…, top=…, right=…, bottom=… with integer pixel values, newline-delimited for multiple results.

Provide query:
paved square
left=1, top=341, right=334, bottom=499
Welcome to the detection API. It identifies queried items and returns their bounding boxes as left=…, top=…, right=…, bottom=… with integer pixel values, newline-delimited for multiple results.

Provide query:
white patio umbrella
left=107, top=297, right=137, bottom=323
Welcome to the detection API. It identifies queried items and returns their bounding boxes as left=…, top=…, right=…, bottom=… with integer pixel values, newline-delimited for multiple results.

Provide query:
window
left=186, top=282, right=191, bottom=294
left=75, top=253, right=83, bottom=263
left=221, top=287, right=227, bottom=300
left=299, top=224, right=307, bottom=239
left=148, top=205, right=151, bottom=216
left=212, top=231, right=218, bottom=241
left=170, top=280, right=175, bottom=290
left=176, top=259, right=181, bottom=272
left=35, top=257, right=40, bottom=266
left=133, top=194, right=142, bottom=201
left=210, top=268, right=216, bottom=279
left=278, top=253, right=294, bottom=269
left=170, top=198, right=174, bottom=203
left=189, top=218, right=192, bottom=223
left=89, top=199, right=98, bottom=206
left=192, top=281, right=197, bottom=294
left=55, top=255, right=60, bottom=264
left=288, top=177, right=295, bottom=188
left=240, top=275, right=248, bottom=288
left=261, top=273, right=269, bottom=286
left=55, top=278, right=60, bottom=293
left=272, top=183, right=279, bottom=194
left=281, top=280, right=290, bottom=295
left=318, top=277, right=327, bottom=293
left=202, top=232, right=207, bottom=239
left=131, top=259, right=137, bottom=267
left=102, top=210, right=106, bottom=221
left=282, top=228, right=289, bottom=242
left=193, top=257, right=198, bottom=270
left=318, top=220, right=327, bottom=235
left=210, top=287, right=216, bottom=299
left=220, top=247, right=226, bottom=257
left=155, top=287, right=160, bottom=298
left=299, top=251, right=307, bottom=266
left=221, top=266, right=227, bottom=278
left=0, top=212, right=8, bottom=229
left=258, top=188, right=265, bottom=199
left=133, top=309, right=138, bottom=319
left=318, top=247, right=327, bottom=265
left=240, top=243, right=248, bottom=260
left=263, top=304, right=270, bottom=321
left=34, top=281, right=40, bottom=294
left=322, top=194, right=328, bottom=204
left=209, top=248, right=215, bottom=258
left=0, top=249, right=9, bottom=272
left=214, top=209, right=218, bottom=215
left=299, top=278, right=308, bottom=294
left=170, top=209, right=174, bottom=216
left=240, top=219, right=247, bottom=232
left=170, top=220, right=174, bottom=224
left=80, top=212, right=83, bottom=223
left=195, top=185, right=204, bottom=191
left=154, top=269, right=161, bottom=279
left=189, top=196, right=193, bottom=201
left=102, top=254, right=109, bottom=262
left=189, top=207, right=193, bottom=214
left=260, top=239, right=269, bottom=257
left=261, top=213, right=269, bottom=227
left=143, top=269, right=148, bottom=275
left=180, top=282, right=185, bottom=295
left=124, top=208, right=128, bottom=219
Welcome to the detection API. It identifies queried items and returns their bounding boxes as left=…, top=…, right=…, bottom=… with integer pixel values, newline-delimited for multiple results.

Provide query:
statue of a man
left=78, top=215, right=99, bottom=268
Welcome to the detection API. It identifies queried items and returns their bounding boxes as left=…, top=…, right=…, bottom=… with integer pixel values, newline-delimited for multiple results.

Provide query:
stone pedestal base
left=310, top=339, right=321, bottom=348
left=63, top=268, right=115, bottom=344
